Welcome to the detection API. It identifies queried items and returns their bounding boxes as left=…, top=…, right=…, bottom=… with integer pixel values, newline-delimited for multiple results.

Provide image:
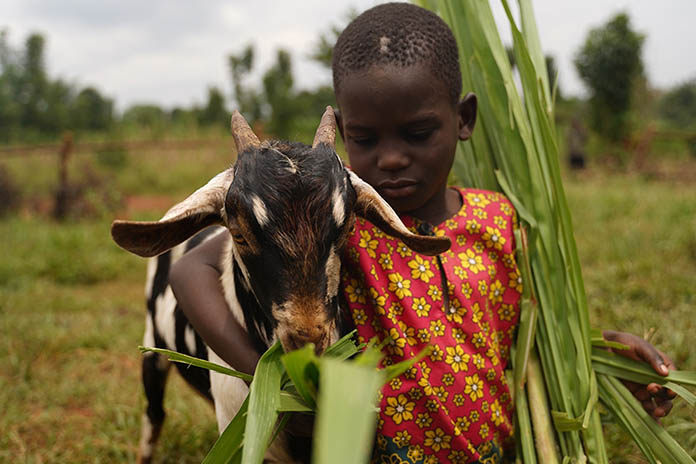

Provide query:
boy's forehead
left=336, top=63, right=452, bottom=122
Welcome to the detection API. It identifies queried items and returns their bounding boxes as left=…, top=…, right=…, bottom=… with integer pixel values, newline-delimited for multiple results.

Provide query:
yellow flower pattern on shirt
left=342, top=188, right=522, bottom=464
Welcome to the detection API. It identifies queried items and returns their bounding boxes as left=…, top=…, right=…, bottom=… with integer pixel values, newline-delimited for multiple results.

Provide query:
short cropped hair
left=332, top=2, right=462, bottom=104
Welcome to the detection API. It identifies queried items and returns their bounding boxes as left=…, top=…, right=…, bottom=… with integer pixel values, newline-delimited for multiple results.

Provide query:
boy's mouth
left=377, top=178, right=418, bottom=199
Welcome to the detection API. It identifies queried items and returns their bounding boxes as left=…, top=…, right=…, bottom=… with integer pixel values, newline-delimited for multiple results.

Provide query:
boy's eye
left=405, top=128, right=434, bottom=142
left=349, top=135, right=377, bottom=147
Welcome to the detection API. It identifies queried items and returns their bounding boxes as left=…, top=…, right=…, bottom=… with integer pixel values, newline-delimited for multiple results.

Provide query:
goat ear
left=111, top=169, right=233, bottom=257
left=348, top=171, right=451, bottom=256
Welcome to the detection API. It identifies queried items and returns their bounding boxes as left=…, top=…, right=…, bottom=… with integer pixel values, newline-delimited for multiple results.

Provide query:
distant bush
left=95, top=143, right=129, bottom=170
left=659, top=79, right=696, bottom=128
left=66, top=163, right=124, bottom=219
left=0, top=165, right=21, bottom=216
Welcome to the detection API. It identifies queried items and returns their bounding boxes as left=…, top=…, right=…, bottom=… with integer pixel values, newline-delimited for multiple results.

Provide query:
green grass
left=0, top=216, right=219, bottom=462
left=2, top=138, right=235, bottom=201
left=567, top=171, right=696, bottom=463
left=1, top=157, right=694, bottom=462
left=568, top=173, right=696, bottom=367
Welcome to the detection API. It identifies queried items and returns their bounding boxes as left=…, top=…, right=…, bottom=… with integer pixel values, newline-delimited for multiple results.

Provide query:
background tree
left=71, top=87, right=113, bottom=131
left=19, top=33, right=49, bottom=130
left=0, top=29, right=117, bottom=141
left=228, top=45, right=263, bottom=122
left=262, top=49, right=295, bottom=138
left=574, top=13, right=645, bottom=141
left=43, top=79, right=74, bottom=134
left=659, top=79, right=696, bottom=128
left=198, top=86, right=229, bottom=127
left=0, top=29, right=22, bottom=141
left=121, top=104, right=167, bottom=134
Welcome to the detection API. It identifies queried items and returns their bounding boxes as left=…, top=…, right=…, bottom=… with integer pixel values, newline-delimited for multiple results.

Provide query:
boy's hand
left=603, top=330, right=677, bottom=421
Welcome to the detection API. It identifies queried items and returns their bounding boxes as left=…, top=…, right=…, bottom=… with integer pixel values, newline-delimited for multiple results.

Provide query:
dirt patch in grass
left=121, top=194, right=179, bottom=216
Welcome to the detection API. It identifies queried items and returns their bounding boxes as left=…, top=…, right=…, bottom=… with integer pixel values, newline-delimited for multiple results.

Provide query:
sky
left=2, top=0, right=695, bottom=112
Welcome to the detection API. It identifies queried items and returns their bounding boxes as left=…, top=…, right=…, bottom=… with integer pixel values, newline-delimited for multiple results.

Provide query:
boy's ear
left=457, top=92, right=477, bottom=141
left=334, top=108, right=345, bottom=141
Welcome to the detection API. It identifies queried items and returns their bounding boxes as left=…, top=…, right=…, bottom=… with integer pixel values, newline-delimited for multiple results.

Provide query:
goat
left=111, top=108, right=450, bottom=463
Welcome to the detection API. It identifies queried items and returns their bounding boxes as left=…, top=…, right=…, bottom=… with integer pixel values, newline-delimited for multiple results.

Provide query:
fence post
left=53, top=131, right=74, bottom=220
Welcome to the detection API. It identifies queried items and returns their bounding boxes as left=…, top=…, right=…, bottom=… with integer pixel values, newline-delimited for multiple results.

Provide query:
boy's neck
left=404, top=187, right=462, bottom=226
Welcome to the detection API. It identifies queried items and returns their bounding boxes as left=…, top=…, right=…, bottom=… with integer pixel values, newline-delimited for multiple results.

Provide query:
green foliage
left=226, top=44, right=335, bottom=141
left=0, top=29, right=115, bottom=142
left=43, top=78, right=76, bottom=133
left=574, top=13, right=645, bottom=141
left=198, top=86, right=230, bottom=128
left=0, top=30, right=22, bottom=140
left=121, top=104, right=167, bottom=132
left=71, top=87, right=114, bottom=131
left=0, top=26, right=338, bottom=143
left=229, top=45, right=263, bottom=123
left=19, top=33, right=49, bottom=129
left=659, top=79, right=696, bottom=128
left=504, top=45, right=560, bottom=98
left=262, top=50, right=295, bottom=139
left=149, top=333, right=425, bottom=464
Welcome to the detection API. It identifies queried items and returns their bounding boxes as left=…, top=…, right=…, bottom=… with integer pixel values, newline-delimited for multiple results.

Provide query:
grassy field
left=1, top=146, right=695, bottom=462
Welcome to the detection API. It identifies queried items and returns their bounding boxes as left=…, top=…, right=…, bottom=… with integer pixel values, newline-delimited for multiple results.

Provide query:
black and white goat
left=111, top=108, right=450, bottom=463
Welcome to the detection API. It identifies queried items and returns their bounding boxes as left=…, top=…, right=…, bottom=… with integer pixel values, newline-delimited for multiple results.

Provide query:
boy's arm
left=603, top=330, right=677, bottom=420
left=169, top=232, right=261, bottom=376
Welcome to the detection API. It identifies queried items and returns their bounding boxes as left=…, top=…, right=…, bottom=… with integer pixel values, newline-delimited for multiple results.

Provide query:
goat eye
left=232, top=234, right=246, bottom=245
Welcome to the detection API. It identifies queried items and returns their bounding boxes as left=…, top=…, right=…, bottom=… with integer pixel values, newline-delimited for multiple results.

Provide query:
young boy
left=171, top=3, right=675, bottom=463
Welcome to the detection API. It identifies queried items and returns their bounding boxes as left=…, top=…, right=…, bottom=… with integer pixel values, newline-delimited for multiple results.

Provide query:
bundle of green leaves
left=141, top=332, right=430, bottom=464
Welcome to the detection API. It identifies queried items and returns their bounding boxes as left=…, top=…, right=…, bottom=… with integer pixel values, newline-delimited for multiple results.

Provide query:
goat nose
left=287, top=330, right=327, bottom=354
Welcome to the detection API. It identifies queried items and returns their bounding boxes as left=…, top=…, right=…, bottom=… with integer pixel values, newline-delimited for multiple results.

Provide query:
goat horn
left=230, top=110, right=261, bottom=154
left=312, top=106, right=336, bottom=149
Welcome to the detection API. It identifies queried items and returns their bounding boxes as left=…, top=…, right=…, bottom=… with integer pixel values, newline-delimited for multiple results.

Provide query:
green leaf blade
left=242, top=341, right=284, bottom=464
left=313, top=358, right=384, bottom=464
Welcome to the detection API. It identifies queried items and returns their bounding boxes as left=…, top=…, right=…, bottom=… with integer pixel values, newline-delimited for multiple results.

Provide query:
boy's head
left=332, top=2, right=462, bottom=105
left=331, top=2, right=476, bottom=224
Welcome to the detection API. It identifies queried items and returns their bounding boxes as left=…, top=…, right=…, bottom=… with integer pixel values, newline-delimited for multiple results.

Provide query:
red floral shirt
left=342, top=188, right=522, bottom=464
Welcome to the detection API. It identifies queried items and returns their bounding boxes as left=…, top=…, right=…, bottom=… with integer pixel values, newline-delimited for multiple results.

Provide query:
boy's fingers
left=641, top=399, right=656, bottom=416
left=653, top=398, right=674, bottom=418
left=604, top=331, right=672, bottom=375
left=646, top=383, right=660, bottom=395
left=657, top=348, right=676, bottom=371
left=633, top=387, right=652, bottom=402
left=624, top=380, right=676, bottom=419
left=633, top=339, right=670, bottom=375
left=647, top=382, right=677, bottom=399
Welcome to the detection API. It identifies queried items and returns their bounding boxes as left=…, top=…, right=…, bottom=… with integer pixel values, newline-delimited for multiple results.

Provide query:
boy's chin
left=383, top=195, right=427, bottom=218
left=378, top=184, right=419, bottom=202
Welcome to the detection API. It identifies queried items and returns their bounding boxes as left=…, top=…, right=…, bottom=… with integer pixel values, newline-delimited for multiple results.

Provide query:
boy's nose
left=377, top=144, right=411, bottom=171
